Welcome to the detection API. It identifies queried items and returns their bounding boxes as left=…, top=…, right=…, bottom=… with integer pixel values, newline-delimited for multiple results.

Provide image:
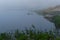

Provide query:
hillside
left=39, top=5, right=60, bottom=22
left=43, top=5, right=60, bottom=13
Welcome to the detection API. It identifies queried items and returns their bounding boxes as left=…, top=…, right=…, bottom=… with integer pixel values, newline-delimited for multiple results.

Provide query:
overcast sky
left=0, top=0, right=60, bottom=10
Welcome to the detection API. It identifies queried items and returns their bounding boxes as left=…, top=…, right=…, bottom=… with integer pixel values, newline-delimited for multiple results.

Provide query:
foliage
left=53, top=16, right=60, bottom=28
left=0, top=25, right=60, bottom=40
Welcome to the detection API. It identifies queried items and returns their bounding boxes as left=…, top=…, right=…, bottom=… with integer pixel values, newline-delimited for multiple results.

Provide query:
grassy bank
left=52, top=16, right=60, bottom=28
left=0, top=25, right=60, bottom=40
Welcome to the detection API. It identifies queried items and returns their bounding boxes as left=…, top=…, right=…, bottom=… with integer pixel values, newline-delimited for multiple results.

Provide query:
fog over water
left=0, top=0, right=60, bottom=32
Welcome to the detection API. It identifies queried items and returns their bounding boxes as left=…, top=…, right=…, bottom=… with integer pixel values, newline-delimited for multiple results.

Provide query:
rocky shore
left=36, top=5, right=60, bottom=22
left=36, top=5, right=60, bottom=29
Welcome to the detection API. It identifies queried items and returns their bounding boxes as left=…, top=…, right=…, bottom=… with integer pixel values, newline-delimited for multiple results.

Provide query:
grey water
left=0, top=0, right=60, bottom=32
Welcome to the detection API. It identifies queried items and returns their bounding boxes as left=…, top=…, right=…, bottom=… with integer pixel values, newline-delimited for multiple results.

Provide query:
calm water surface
left=0, top=0, right=59, bottom=32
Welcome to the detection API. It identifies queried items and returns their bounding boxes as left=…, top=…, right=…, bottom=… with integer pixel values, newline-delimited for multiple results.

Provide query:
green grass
left=53, top=16, right=60, bottom=28
left=0, top=25, right=60, bottom=40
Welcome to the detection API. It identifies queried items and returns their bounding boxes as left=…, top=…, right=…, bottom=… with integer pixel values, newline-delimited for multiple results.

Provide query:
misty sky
left=0, top=0, right=60, bottom=10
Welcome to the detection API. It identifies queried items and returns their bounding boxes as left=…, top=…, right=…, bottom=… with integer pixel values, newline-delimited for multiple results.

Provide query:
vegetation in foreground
left=0, top=25, right=60, bottom=40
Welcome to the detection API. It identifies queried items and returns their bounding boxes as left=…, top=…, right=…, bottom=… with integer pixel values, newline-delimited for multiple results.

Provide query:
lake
left=0, top=0, right=60, bottom=32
